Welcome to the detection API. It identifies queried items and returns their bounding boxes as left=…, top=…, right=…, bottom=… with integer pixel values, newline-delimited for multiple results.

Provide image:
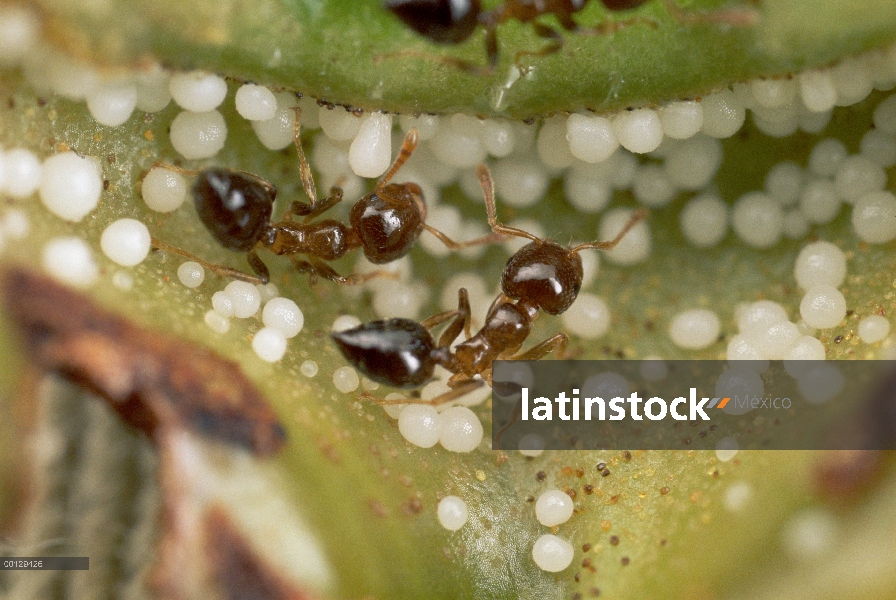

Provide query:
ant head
left=331, top=318, right=436, bottom=387
left=349, top=183, right=426, bottom=264
left=501, top=241, right=584, bottom=315
left=385, top=0, right=481, bottom=44
left=193, top=168, right=275, bottom=252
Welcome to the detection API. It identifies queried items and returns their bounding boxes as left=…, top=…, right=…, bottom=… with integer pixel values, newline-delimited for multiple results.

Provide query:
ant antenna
left=570, top=208, right=648, bottom=254
left=376, top=128, right=419, bottom=191
left=292, top=107, right=318, bottom=207
left=476, top=164, right=541, bottom=243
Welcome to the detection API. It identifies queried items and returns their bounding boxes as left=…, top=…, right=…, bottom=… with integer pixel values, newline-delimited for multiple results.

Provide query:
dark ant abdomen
left=385, top=0, right=482, bottom=43
left=501, top=241, right=583, bottom=315
left=268, top=220, right=360, bottom=261
left=331, top=318, right=437, bottom=387
left=349, top=183, right=426, bottom=264
left=193, top=168, right=275, bottom=252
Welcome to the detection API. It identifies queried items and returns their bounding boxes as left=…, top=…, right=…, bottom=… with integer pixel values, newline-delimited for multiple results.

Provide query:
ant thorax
left=194, top=168, right=275, bottom=252
left=454, top=300, right=533, bottom=373
left=266, top=219, right=359, bottom=261
left=349, top=182, right=427, bottom=264
left=501, top=240, right=584, bottom=315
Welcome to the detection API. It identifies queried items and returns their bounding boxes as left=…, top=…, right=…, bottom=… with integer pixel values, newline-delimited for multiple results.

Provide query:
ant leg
left=435, top=287, right=472, bottom=345
left=513, top=22, right=564, bottom=76
left=422, top=224, right=506, bottom=250
left=570, top=208, right=647, bottom=253
left=364, top=378, right=484, bottom=407
left=475, top=164, right=542, bottom=243
left=150, top=162, right=200, bottom=177
left=298, top=256, right=398, bottom=286
left=662, top=0, right=759, bottom=27
left=292, top=107, right=319, bottom=207
left=493, top=401, right=522, bottom=447
left=376, top=129, right=419, bottom=190
left=281, top=188, right=344, bottom=222
left=512, top=333, right=570, bottom=361
left=246, top=250, right=271, bottom=284
left=150, top=237, right=267, bottom=285
left=291, top=259, right=320, bottom=286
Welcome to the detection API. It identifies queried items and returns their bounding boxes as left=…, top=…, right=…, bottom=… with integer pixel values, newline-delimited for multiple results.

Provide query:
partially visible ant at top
left=150, top=108, right=503, bottom=286
left=384, top=0, right=758, bottom=75
left=331, top=163, right=646, bottom=407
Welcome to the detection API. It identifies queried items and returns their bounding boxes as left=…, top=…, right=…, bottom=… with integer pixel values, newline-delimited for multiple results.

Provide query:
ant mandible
left=150, top=108, right=502, bottom=286
left=331, top=164, right=646, bottom=407
left=384, top=0, right=757, bottom=75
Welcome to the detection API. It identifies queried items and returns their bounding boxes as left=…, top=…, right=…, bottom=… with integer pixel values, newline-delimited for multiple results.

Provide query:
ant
left=384, top=0, right=758, bottom=75
left=150, top=109, right=502, bottom=286
left=331, top=164, right=646, bottom=407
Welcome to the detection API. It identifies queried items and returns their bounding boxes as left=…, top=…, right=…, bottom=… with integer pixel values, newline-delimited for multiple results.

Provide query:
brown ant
left=331, top=164, right=646, bottom=407
left=150, top=109, right=502, bottom=286
left=384, top=0, right=757, bottom=75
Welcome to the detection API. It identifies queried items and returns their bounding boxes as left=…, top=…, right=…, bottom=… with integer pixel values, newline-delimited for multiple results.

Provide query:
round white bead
left=700, top=90, right=746, bottom=138
left=612, top=108, right=663, bottom=154
left=566, top=113, right=618, bottom=163
left=834, top=155, right=886, bottom=204
left=177, top=261, right=205, bottom=288
left=857, top=315, right=890, bottom=344
left=234, top=84, right=277, bottom=121
left=252, top=327, right=288, bottom=363
left=808, top=138, right=847, bottom=177
left=664, top=135, right=722, bottom=191
left=492, top=156, right=549, bottom=208
left=669, top=309, right=721, bottom=350
left=169, top=70, right=227, bottom=112
left=332, top=365, right=360, bottom=393
left=852, top=191, right=896, bottom=243
left=679, top=193, right=728, bottom=248
left=100, top=218, right=151, bottom=267
left=2, top=148, right=41, bottom=198
left=349, top=113, right=393, bottom=178
left=41, top=236, right=99, bottom=288
left=86, top=81, right=138, bottom=127
left=439, top=406, right=483, bottom=452
left=224, top=280, right=261, bottom=318
left=800, top=285, right=847, bottom=329
left=437, top=496, right=469, bottom=531
left=793, top=241, right=847, bottom=290
left=252, top=106, right=297, bottom=151
left=658, top=100, right=703, bottom=139
left=535, top=490, right=574, bottom=527
left=262, top=297, right=304, bottom=338
left=532, top=534, right=574, bottom=572
left=398, top=404, right=441, bottom=448
left=141, top=167, right=187, bottom=212
left=169, top=110, right=227, bottom=159
left=203, top=310, right=230, bottom=334
left=798, top=179, right=841, bottom=225
left=39, top=152, right=103, bottom=222
left=732, top=192, right=783, bottom=248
